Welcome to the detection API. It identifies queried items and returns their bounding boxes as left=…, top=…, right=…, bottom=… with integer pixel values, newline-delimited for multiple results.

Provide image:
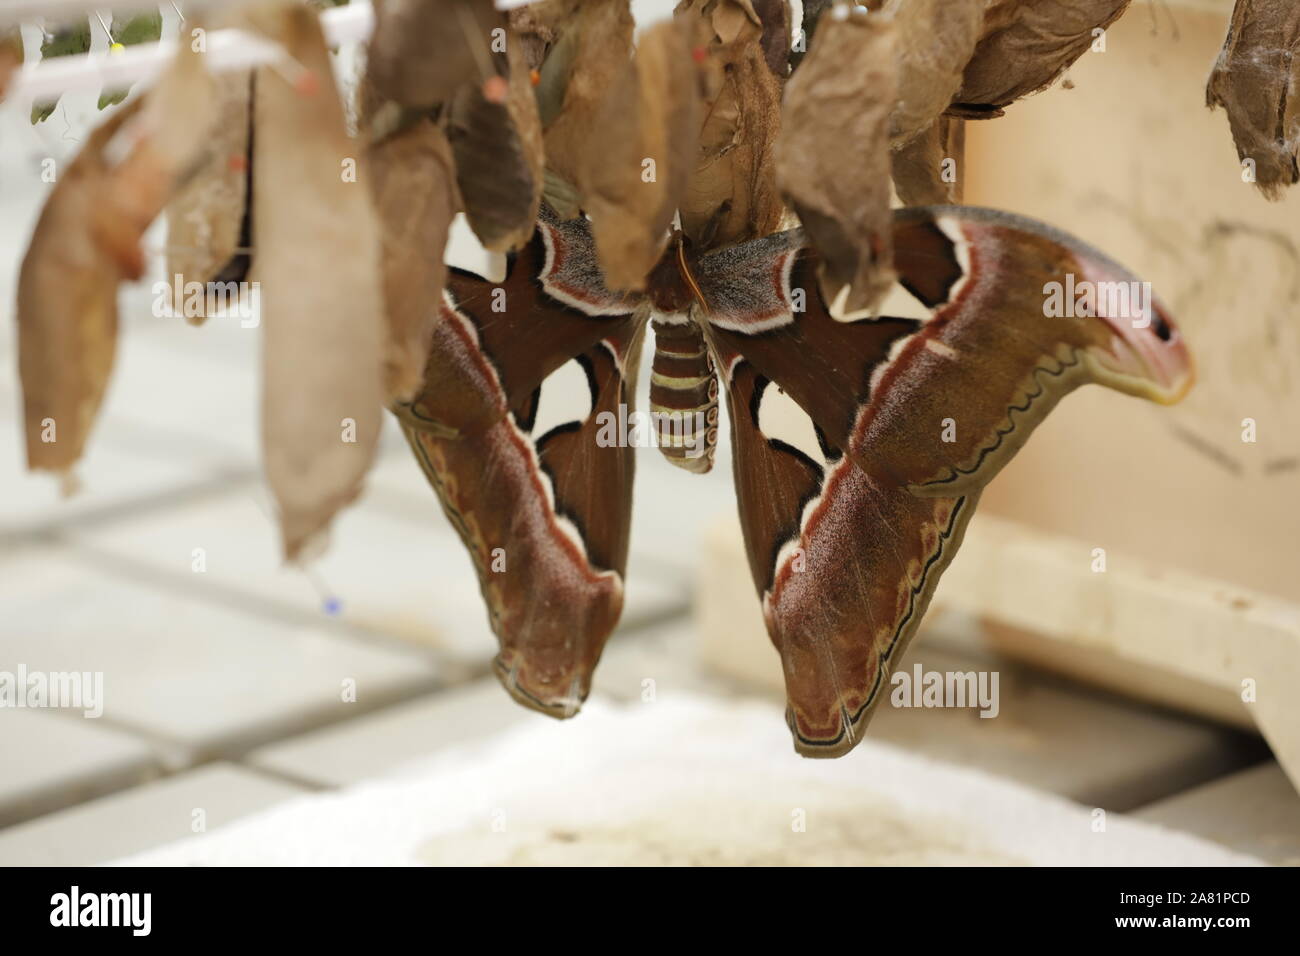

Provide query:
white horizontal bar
left=1, top=0, right=537, bottom=32
left=5, top=2, right=374, bottom=102
left=0, top=1, right=232, bottom=27
left=4, top=0, right=544, bottom=104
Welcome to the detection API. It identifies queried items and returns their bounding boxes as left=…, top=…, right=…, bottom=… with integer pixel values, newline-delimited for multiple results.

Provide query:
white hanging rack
left=0, top=1, right=216, bottom=24
left=4, top=0, right=538, bottom=105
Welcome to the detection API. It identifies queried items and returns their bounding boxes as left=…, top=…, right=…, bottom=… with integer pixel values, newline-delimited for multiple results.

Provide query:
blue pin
left=322, top=596, right=343, bottom=616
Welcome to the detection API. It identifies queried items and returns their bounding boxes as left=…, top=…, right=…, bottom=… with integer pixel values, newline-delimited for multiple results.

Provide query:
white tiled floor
left=0, top=709, right=159, bottom=829
left=0, top=546, right=443, bottom=766
left=0, top=764, right=307, bottom=866
left=67, top=476, right=689, bottom=663
left=246, top=622, right=747, bottom=790
left=247, top=680, right=542, bottom=788
left=0, top=411, right=230, bottom=538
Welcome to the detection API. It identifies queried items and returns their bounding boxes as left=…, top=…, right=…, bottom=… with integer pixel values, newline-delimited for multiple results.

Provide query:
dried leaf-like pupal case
left=891, top=115, right=964, bottom=206
left=677, top=0, right=785, bottom=250
left=365, top=0, right=504, bottom=109
left=19, top=44, right=219, bottom=478
left=1207, top=0, right=1300, bottom=199
left=0, top=27, right=23, bottom=103
left=508, top=0, right=580, bottom=69
left=446, top=34, right=544, bottom=252
left=580, top=15, right=704, bottom=290
left=950, top=0, right=1132, bottom=118
left=89, top=46, right=220, bottom=281
left=790, top=0, right=831, bottom=72
left=166, top=69, right=254, bottom=323
left=751, top=0, right=791, bottom=77
left=539, top=0, right=635, bottom=197
left=244, top=1, right=386, bottom=560
left=775, top=5, right=896, bottom=317
left=360, top=82, right=463, bottom=402
left=18, top=103, right=140, bottom=479
left=887, top=0, right=983, bottom=147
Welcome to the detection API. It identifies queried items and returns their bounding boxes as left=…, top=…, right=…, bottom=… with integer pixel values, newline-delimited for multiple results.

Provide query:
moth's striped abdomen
left=649, top=315, right=719, bottom=474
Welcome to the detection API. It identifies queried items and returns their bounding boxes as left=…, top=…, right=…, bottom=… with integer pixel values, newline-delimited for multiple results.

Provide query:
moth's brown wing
left=398, top=206, right=645, bottom=717
left=394, top=206, right=641, bottom=437
left=699, top=206, right=1193, bottom=498
left=701, top=206, right=1192, bottom=757
left=715, top=351, right=976, bottom=757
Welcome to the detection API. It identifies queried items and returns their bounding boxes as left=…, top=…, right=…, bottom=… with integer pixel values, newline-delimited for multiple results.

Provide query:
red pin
left=294, top=69, right=320, bottom=97
left=483, top=75, right=509, bottom=104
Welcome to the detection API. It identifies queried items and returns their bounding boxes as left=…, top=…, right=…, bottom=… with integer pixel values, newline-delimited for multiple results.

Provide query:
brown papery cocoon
left=541, top=0, right=635, bottom=197
left=166, top=69, right=254, bottom=323
left=446, top=35, right=545, bottom=252
left=509, top=0, right=584, bottom=69
left=749, top=0, right=791, bottom=77
left=360, top=90, right=463, bottom=401
left=887, top=0, right=983, bottom=147
left=678, top=0, right=785, bottom=250
left=246, top=2, right=385, bottom=561
left=365, top=0, right=504, bottom=109
left=17, top=103, right=142, bottom=479
left=892, top=116, right=964, bottom=206
left=0, top=28, right=22, bottom=102
left=775, top=6, right=896, bottom=317
left=18, top=44, right=219, bottom=480
left=950, top=0, right=1131, bottom=118
left=1207, top=0, right=1300, bottom=199
left=89, top=44, right=219, bottom=281
left=581, top=16, right=704, bottom=290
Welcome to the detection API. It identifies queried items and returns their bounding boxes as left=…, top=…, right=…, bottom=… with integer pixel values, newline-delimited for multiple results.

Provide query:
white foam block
left=114, top=697, right=1264, bottom=866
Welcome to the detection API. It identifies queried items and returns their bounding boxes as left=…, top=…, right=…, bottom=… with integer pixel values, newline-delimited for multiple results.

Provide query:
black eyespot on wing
left=1153, top=313, right=1172, bottom=342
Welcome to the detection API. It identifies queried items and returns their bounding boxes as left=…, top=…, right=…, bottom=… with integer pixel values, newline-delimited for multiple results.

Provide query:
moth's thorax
left=645, top=234, right=705, bottom=316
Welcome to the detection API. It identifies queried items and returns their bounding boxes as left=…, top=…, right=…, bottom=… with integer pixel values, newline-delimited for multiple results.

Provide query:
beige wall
left=965, top=2, right=1300, bottom=602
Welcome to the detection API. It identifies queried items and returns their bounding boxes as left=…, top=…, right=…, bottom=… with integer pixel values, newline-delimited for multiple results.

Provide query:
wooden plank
left=941, top=513, right=1300, bottom=793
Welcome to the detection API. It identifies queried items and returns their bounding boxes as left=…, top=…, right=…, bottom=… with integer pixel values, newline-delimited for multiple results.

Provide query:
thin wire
left=93, top=12, right=113, bottom=43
